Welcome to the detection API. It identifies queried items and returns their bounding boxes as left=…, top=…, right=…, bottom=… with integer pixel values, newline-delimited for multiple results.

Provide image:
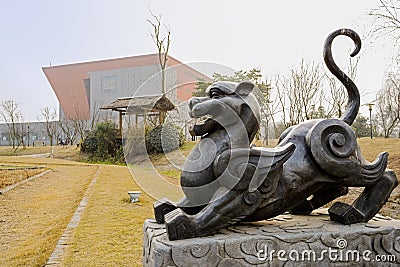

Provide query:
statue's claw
left=328, top=202, right=365, bottom=224
left=165, top=209, right=197, bottom=240
left=153, top=198, right=177, bottom=224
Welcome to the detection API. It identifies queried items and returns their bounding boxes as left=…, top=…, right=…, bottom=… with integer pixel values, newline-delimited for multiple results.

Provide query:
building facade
left=0, top=121, right=53, bottom=146
left=0, top=55, right=209, bottom=146
left=43, top=54, right=210, bottom=122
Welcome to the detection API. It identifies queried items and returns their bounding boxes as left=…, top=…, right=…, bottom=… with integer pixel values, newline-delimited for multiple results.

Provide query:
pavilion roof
left=100, top=95, right=175, bottom=113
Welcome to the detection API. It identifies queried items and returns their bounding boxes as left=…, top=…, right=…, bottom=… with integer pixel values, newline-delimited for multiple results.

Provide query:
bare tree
left=71, top=104, right=89, bottom=144
left=255, top=80, right=280, bottom=144
left=148, top=10, right=171, bottom=124
left=369, top=0, right=400, bottom=42
left=15, top=112, right=26, bottom=150
left=325, top=55, right=360, bottom=118
left=61, top=100, right=102, bottom=145
left=325, top=75, right=347, bottom=117
left=40, top=106, right=59, bottom=146
left=89, top=100, right=102, bottom=131
left=59, top=118, right=76, bottom=145
left=375, top=71, right=400, bottom=137
left=368, top=1, right=400, bottom=137
left=0, top=100, right=20, bottom=148
left=274, top=59, right=324, bottom=128
left=148, top=10, right=171, bottom=95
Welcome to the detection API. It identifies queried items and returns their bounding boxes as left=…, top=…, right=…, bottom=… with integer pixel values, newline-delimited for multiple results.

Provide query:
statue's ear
left=235, top=82, right=254, bottom=96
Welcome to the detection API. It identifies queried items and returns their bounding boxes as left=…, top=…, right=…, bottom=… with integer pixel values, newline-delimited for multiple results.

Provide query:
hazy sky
left=0, top=0, right=396, bottom=121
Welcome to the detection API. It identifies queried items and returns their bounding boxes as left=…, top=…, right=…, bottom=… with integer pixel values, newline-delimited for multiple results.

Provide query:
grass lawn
left=61, top=165, right=153, bottom=266
left=0, top=145, right=82, bottom=161
left=0, top=167, right=46, bottom=189
left=0, top=145, right=55, bottom=156
left=0, top=157, right=98, bottom=267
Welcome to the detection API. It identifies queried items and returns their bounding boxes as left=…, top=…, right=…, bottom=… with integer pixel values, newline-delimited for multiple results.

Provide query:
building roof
left=100, top=95, right=175, bottom=113
left=42, top=53, right=210, bottom=120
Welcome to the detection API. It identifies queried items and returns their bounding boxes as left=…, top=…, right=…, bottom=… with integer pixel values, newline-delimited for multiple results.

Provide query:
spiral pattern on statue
left=306, top=119, right=359, bottom=178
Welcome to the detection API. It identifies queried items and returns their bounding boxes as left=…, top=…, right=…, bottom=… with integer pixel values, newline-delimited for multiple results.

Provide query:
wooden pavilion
left=100, top=95, right=175, bottom=136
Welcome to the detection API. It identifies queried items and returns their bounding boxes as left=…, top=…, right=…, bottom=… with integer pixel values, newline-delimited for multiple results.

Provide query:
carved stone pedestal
left=143, top=210, right=400, bottom=266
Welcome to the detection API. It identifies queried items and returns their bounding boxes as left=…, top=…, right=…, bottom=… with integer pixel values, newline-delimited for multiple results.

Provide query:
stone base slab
left=143, top=209, right=400, bottom=266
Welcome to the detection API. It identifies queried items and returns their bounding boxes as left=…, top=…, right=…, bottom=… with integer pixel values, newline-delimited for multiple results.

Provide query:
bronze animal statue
left=154, top=29, right=398, bottom=240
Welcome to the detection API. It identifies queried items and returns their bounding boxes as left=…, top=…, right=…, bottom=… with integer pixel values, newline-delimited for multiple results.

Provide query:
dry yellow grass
left=0, top=155, right=86, bottom=167
left=0, top=159, right=98, bottom=267
left=0, top=168, right=45, bottom=189
left=62, top=165, right=153, bottom=266
left=358, top=137, right=400, bottom=171
left=0, top=145, right=82, bottom=161
left=0, top=146, right=53, bottom=156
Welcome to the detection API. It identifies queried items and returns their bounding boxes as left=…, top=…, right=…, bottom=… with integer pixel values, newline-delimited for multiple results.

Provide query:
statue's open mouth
left=189, top=116, right=219, bottom=137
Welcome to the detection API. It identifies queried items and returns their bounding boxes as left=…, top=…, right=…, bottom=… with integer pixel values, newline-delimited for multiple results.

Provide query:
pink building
left=43, top=54, right=210, bottom=121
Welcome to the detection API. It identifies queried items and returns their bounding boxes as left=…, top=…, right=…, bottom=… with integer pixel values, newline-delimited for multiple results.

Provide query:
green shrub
left=81, top=122, right=122, bottom=162
left=96, top=122, right=120, bottom=159
left=146, top=123, right=183, bottom=153
left=81, top=133, right=98, bottom=154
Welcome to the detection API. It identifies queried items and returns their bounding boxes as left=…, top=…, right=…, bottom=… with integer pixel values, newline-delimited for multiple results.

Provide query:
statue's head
left=189, top=81, right=260, bottom=141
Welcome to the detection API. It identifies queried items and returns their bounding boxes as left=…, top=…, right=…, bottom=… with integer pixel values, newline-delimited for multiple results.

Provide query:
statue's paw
left=290, top=200, right=313, bottom=215
left=153, top=198, right=177, bottom=224
left=328, top=202, right=365, bottom=224
left=165, top=209, right=196, bottom=240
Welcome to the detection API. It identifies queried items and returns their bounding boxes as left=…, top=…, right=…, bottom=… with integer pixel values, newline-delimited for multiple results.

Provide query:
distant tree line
left=192, top=58, right=398, bottom=140
left=192, top=54, right=372, bottom=139
left=190, top=1, right=400, bottom=140
left=374, top=70, right=400, bottom=138
left=0, top=99, right=104, bottom=151
left=369, top=0, right=400, bottom=138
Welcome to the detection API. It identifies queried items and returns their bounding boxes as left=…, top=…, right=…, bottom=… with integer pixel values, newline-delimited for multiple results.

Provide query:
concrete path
left=18, top=153, right=51, bottom=158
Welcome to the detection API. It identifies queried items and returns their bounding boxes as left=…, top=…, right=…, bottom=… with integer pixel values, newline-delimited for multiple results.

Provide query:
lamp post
left=27, top=123, right=30, bottom=147
left=368, top=103, right=375, bottom=139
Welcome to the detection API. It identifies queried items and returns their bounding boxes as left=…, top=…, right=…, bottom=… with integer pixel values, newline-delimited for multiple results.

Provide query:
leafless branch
left=148, top=9, right=171, bottom=95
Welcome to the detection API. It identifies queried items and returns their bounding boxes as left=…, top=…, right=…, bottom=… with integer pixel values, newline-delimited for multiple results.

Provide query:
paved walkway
left=18, top=153, right=51, bottom=158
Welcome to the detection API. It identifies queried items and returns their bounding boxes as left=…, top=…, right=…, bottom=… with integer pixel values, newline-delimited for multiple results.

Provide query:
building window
left=102, top=75, right=117, bottom=93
